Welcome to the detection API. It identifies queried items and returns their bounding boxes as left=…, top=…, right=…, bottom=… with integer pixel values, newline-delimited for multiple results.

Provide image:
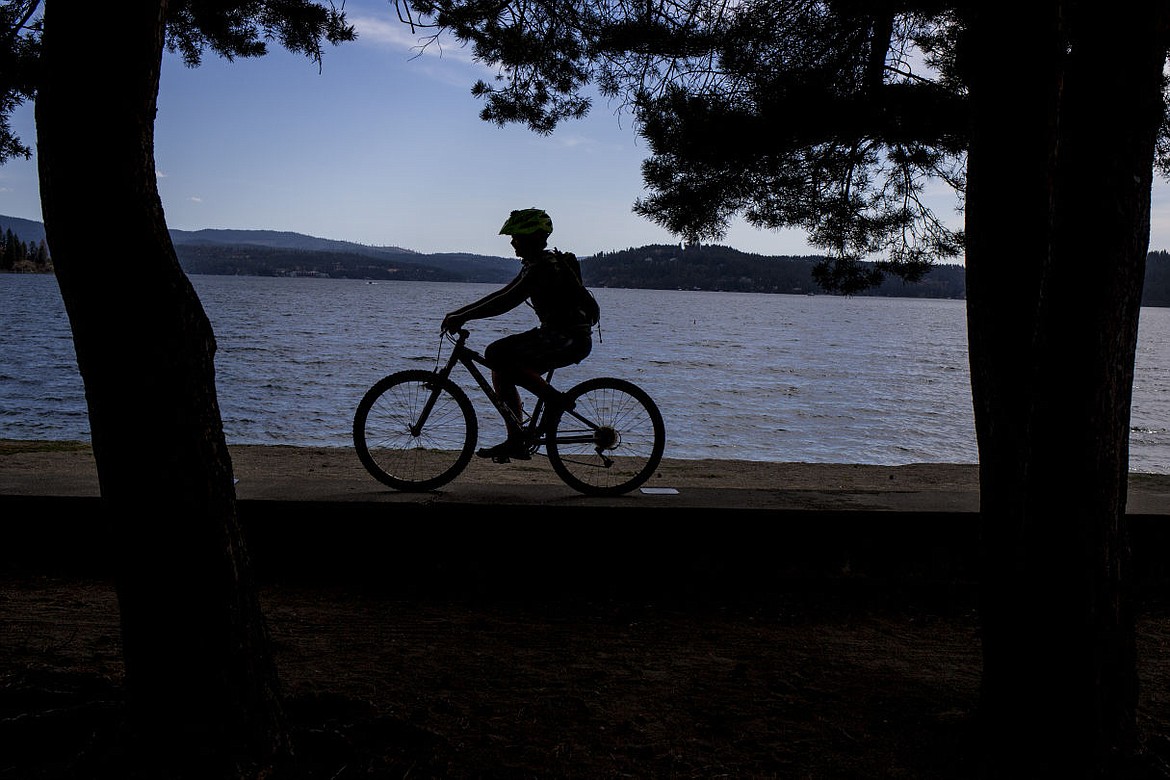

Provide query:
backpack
left=552, top=249, right=601, bottom=329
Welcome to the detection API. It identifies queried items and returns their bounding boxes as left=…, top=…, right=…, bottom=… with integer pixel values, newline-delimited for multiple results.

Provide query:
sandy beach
left=4, top=439, right=1168, bottom=517
left=0, top=437, right=984, bottom=491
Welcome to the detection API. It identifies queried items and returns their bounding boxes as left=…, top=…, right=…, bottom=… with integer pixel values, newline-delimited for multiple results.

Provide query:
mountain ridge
left=169, top=227, right=419, bottom=256
left=7, top=213, right=1170, bottom=304
left=0, top=215, right=520, bottom=283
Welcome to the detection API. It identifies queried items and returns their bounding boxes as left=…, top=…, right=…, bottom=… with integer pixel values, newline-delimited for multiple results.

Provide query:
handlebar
left=441, top=328, right=471, bottom=349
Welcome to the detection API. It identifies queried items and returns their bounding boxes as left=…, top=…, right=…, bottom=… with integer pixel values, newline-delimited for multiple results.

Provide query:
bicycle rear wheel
left=353, top=369, right=477, bottom=491
left=546, top=377, right=666, bottom=496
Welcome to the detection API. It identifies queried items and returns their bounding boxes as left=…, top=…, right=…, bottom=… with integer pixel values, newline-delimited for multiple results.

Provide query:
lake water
left=3, top=274, right=1169, bottom=473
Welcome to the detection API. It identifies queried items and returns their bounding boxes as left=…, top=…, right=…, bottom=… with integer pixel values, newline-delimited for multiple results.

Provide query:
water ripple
left=3, top=275, right=1169, bottom=473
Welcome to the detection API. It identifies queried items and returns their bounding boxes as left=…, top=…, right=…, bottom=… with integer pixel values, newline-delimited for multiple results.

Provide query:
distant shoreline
left=5, top=215, right=1170, bottom=305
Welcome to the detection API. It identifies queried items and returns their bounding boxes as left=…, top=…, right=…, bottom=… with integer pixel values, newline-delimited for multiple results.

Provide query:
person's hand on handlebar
left=441, top=313, right=465, bottom=334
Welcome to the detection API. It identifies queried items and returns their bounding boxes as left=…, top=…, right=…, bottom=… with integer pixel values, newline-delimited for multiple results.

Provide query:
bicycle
left=353, top=328, right=666, bottom=496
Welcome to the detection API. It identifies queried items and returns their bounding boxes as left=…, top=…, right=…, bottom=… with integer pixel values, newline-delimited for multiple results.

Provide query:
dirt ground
left=3, top=575, right=1170, bottom=779
left=3, top=443, right=1170, bottom=777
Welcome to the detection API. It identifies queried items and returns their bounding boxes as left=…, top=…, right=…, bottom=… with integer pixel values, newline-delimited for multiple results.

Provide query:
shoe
left=476, top=439, right=532, bottom=463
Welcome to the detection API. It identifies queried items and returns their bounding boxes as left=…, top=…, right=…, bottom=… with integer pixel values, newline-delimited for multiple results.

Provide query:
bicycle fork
left=412, top=353, right=462, bottom=437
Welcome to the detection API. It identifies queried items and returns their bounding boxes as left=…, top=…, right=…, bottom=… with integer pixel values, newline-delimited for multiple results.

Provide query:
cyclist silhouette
left=441, top=208, right=595, bottom=463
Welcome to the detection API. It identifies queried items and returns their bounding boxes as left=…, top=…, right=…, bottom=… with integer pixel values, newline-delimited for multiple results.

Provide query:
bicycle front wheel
left=546, top=377, right=666, bottom=496
left=353, top=369, right=477, bottom=491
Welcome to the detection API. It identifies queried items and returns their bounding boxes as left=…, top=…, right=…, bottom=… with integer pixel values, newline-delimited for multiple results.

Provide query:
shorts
left=484, top=326, right=592, bottom=376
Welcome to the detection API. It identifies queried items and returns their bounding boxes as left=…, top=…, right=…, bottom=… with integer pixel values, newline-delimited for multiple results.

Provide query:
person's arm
left=441, top=269, right=532, bottom=332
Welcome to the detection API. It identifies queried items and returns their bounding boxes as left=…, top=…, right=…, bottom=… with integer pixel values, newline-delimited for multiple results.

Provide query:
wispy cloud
left=350, top=12, right=491, bottom=90
left=352, top=13, right=474, bottom=63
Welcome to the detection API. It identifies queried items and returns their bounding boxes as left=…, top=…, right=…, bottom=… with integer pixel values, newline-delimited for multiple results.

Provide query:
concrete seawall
left=3, top=442, right=1168, bottom=600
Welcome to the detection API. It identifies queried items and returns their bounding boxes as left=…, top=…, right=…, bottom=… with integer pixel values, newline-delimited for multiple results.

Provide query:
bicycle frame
left=423, top=329, right=596, bottom=451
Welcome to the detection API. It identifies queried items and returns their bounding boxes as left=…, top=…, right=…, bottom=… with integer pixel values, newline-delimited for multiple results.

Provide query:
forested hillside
left=1144, top=251, right=1170, bottom=306
left=585, top=244, right=968, bottom=299
left=5, top=213, right=1170, bottom=304
left=173, top=244, right=464, bottom=282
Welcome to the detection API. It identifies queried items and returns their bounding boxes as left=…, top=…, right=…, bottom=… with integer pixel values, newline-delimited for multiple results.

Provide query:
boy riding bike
left=441, top=208, right=597, bottom=463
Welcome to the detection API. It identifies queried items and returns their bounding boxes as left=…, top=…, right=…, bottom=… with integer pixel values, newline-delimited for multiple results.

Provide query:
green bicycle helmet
left=499, top=208, right=553, bottom=236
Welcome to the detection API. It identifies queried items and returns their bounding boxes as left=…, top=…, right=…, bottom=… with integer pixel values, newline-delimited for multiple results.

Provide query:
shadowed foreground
left=3, top=576, right=1170, bottom=778
left=3, top=443, right=1170, bottom=776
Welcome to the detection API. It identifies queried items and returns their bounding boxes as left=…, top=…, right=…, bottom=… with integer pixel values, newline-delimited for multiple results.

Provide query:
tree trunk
left=35, top=1, right=290, bottom=775
left=964, top=2, right=1167, bottom=775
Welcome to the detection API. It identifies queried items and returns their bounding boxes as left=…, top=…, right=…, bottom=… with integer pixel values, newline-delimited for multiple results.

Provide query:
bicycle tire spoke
left=547, top=377, right=665, bottom=496
left=354, top=370, right=477, bottom=492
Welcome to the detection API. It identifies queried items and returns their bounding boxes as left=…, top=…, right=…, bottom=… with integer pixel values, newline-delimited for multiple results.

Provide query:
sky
left=1, top=2, right=1169, bottom=259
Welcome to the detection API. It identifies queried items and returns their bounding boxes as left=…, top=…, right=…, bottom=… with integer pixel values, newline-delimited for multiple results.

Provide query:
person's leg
left=490, top=367, right=525, bottom=440
left=481, top=328, right=591, bottom=459
left=504, top=367, right=555, bottom=403
left=504, top=329, right=591, bottom=399
left=481, top=332, right=544, bottom=460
